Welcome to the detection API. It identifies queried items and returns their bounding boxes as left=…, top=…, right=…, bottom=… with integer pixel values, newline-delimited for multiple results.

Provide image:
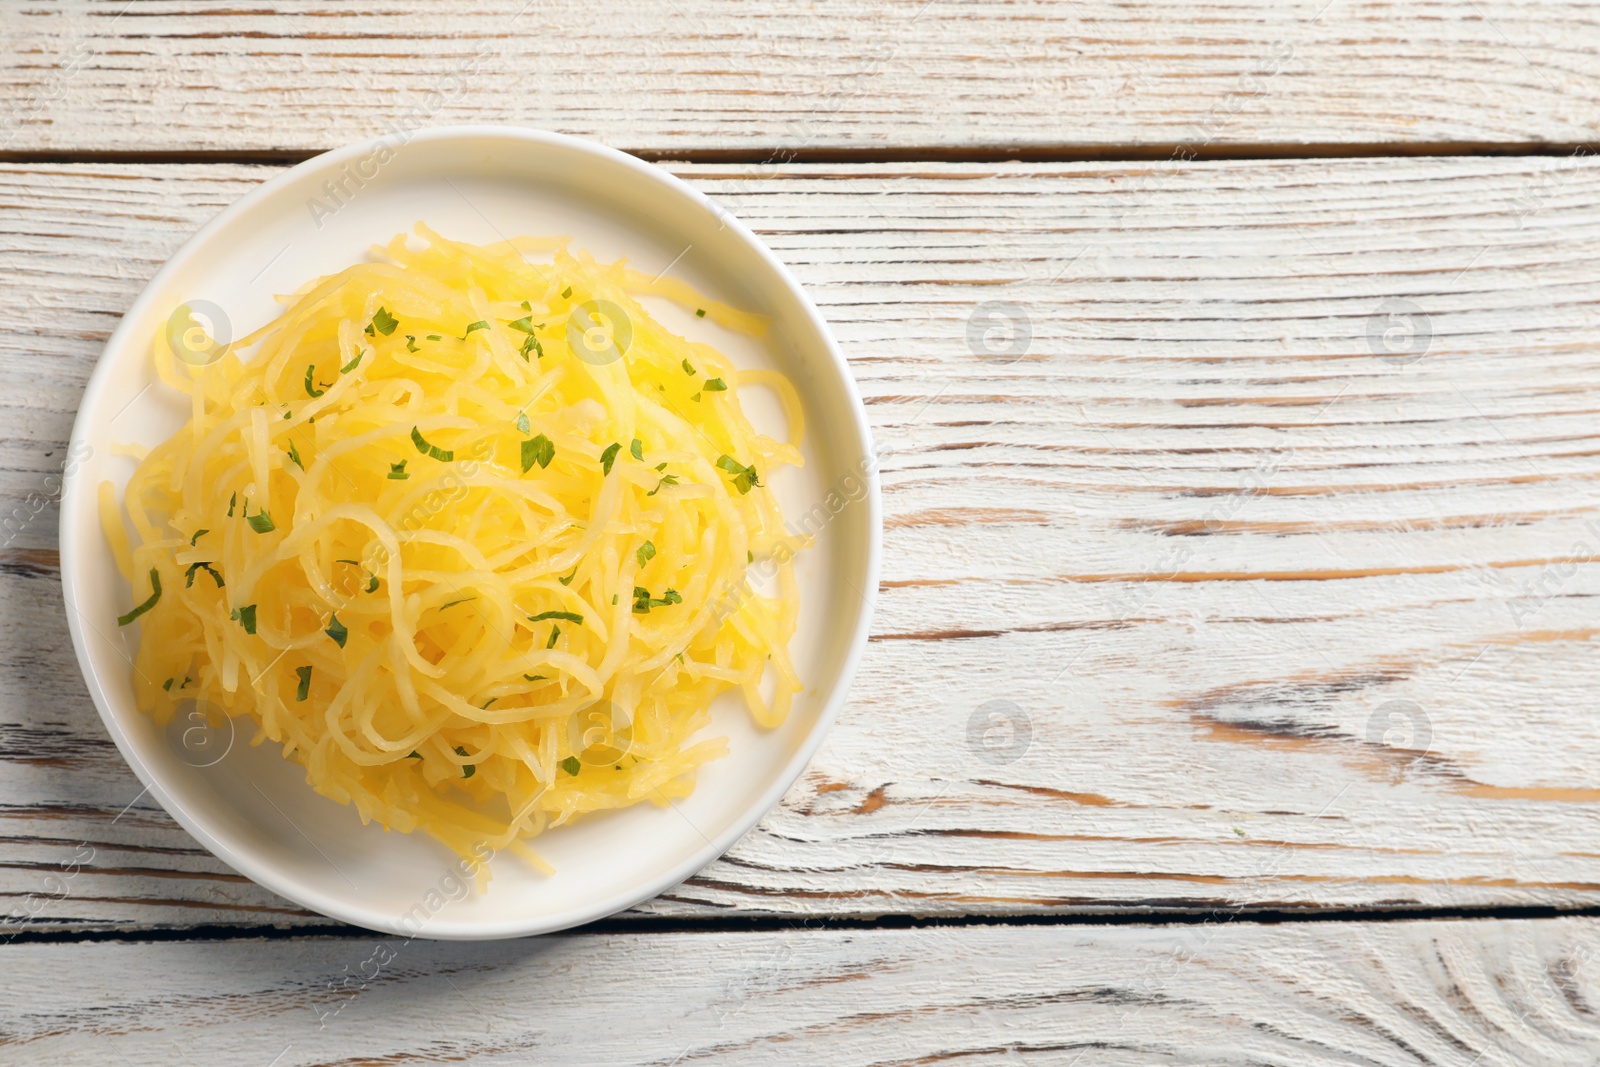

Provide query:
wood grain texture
left=6, top=158, right=1600, bottom=933
left=3, top=1, right=1600, bottom=155
left=7, top=919, right=1600, bottom=1065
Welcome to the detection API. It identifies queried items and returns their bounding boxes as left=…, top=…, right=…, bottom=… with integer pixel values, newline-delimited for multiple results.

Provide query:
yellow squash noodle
left=105, top=225, right=807, bottom=879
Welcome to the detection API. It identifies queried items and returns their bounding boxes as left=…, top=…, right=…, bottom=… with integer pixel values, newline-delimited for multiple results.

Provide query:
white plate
left=59, top=127, right=879, bottom=939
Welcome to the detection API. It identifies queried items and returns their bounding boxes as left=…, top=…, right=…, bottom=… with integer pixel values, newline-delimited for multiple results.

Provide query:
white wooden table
left=6, top=3, right=1600, bottom=1063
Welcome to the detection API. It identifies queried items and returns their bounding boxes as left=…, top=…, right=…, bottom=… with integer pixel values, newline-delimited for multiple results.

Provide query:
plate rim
left=58, top=124, right=881, bottom=939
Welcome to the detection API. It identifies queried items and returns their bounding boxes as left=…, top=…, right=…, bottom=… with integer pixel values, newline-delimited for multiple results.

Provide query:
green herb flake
left=561, top=756, right=581, bottom=775
left=557, top=566, right=577, bottom=586
left=695, top=308, right=706, bottom=318
left=600, top=442, right=622, bottom=476
left=480, top=698, right=498, bottom=710
left=295, top=665, right=312, bottom=702
left=523, top=673, right=547, bottom=682
left=388, top=460, right=409, bottom=480
left=612, top=594, right=619, bottom=605
left=325, top=613, right=348, bottom=648
left=508, top=316, right=535, bottom=333
left=460, top=320, right=489, bottom=340
left=560, top=286, right=572, bottom=299
left=519, top=334, right=544, bottom=361
left=646, top=474, right=680, bottom=496
left=516, top=412, right=531, bottom=435
left=630, top=439, right=643, bottom=462
left=247, top=509, right=276, bottom=534
left=406, top=750, right=423, bottom=759
left=411, top=426, right=454, bottom=462
left=227, top=492, right=237, bottom=517
left=454, top=746, right=476, bottom=779
left=663, top=588, right=682, bottom=604
left=286, top=440, right=304, bottom=470
left=521, top=300, right=532, bottom=311
left=748, top=550, right=754, bottom=564
left=303, top=365, right=324, bottom=398
left=340, top=351, right=362, bottom=374
left=521, top=433, right=555, bottom=472
left=636, top=540, right=656, bottom=568
left=528, top=610, right=583, bottom=624
left=185, top=561, right=224, bottom=589
left=190, top=528, right=209, bottom=546
left=682, top=359, right=695, bottom=375
left=427, top=334, right=442, bottom=341
left=162, top=677, right=175, bottom=692
left=231, top=603, right=257, bottom=635
left=546, top=624, right=561, bottom=649
left=368, top=307, right=398, bottom=336
left=703, top=377, right=727, bottom=392
left=716, top=454, right=761, bottom=494
left=365, top=574, right=379, bottom=593
left=441, top=596, right=477, bottom=610
left=405, top=335, right=419, bottom=352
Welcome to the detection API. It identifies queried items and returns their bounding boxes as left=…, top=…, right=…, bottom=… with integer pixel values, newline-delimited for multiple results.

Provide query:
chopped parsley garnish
left=528, top=610, right=583, bottom=624
left=405, top=335, right=419, bottom=352
left=636, top=540, right=656, bottom=568
left=522, top=433, right=555, bottom=472
left=507, top=316, right=535, bottom=333
left=185, top=561, right=224, bottom=588
left=516, top=412, right=531, bottom=435
left=365, top=574, right=379, bottom=593
left=630, top=438, right=643, bottom=461
left=632, top=585, right=681, bottom=613
left=691, top=392, right=701, bottom=402
left=325, top=613, right=348, bottom=648
left=557, top=566, right=577, bottom=586
left=682, top=359, right=695, bottom=375
left=295, top=665, right=312, bottom=702
left=524, top=673, right=547, bottom=682
left=480, top=698, right=497, bottom=709
left=163, top=678, right=174, bottom=691
left=227, top=492, right=237, bottom=517
left=600, top=442, right=621, bottom=475
left=286, top=440, right=304, bottom=470
left=388, top=460, right=409, bottom=480
left=460, top=320, right=489, bottom=339
left=748, top=550, right=754, bottom=563
left=231, top=603, right=257, bottom=634
left=716, top=454, right=760, bottom=494
left=561, top=286, right=572, bottom=299
left=247, top=509, right=276, bottom=534
left=546, top=625, right=561, bottom=648
left=116, top=568, right=162, bottom=626
left=695, top=308, right=706, bottom=318
left=454, top=746, right=475, bottom=778
left=190, top=528, right=209, bottom=546
left=411, top=426, right=453, bottom=461
left=440, top=596, right=476, bottom=609
left=427, top=334, right=441, bottom=341
left=339, top=351, right=362, bottom=374
left=521, top=300, right=532, bottom=311
left=365, top=307, right=398, bottom=337
left=303, top=365, right=324, bottom=398
left=561, top=756, right=581, bottom=775
left=519, top=334, right=543, bottom=360
left=703, top=377, right=727, bottom=392
left=647, top=474, right=679, bottom=496
left=406, top=750, right=423, bottom=759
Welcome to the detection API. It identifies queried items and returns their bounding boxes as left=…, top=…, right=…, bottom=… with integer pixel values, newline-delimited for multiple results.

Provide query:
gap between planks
left=0, top=141, right=1595, bottom=168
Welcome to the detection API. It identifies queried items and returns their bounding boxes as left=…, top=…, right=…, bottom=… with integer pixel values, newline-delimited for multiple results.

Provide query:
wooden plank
left=3, top=1, right=1599, bottom=155
left=6, top=158, right=1600, bottom=933
left=7, top=919, right=1600, bottom=1064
